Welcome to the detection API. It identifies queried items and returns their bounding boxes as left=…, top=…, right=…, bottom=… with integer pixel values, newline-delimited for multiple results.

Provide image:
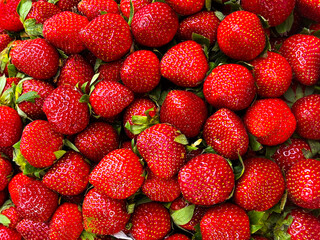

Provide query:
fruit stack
left=0, top=0, right=320, bottom=239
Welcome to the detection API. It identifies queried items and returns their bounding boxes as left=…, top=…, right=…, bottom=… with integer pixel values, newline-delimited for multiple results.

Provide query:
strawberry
left=89, top=81, right=134, bottom=118
left=56, top=0, right=81, bottom=11
left=165, top=234, right=191, bottom=240
left=131, top=2, right=179, bottom=47
left=26, top=0, right=62, bottom=24
left=120, top=0, right=151, bottom=19
left=89, top=149, right=144, bottom=199
left=121, top=50, right=161, bottom=93
left=98, top=60, right=123, bottom=82
left=121, top=141, right=132, bottom=150
left=160, top=40, right=209, bottom=87
left=0, top=204, right=21, bottom=229
left=0, top=146, right=13, bottom=159
left=279, top=34, right=320, bottom=86
left=177, top=11, right=220, bottom=45
left=203, top=108, right=249, bottom=160
left=160, top=90, right=208, bottom=138
left=203, top=64, right=256, bottom=111
left=74, top=121, right=119, bottom=163
left=310, top=23, right=320, bottom=32
left=234, top=157, right=285, bottom=211
left=82, top=188, right=130, bottom=235
left=200, top=203, right=250, bottom=240
left=20, top=120, right=64, bottom=168
left=49, top=203, right=83, bottom=240
left=10, top=38, right=59, bottom=80
left=0, top=225, right=21, bottom=240
left=250, top=51, right=292, bottom=98
left=137, top=123, right=186, bottom=179
left=296, top=0, right=320, bottom=23
left=0, top=156, right=12, bottom=191
left=241, top=0, right=295, bottom=27
left=130, top=202, right=171, bottom=240
left=286, top=158, right=320, bottom=209
left=0, top=106, right=22, bottom=147
left=0, top=34, right=12, bottom=52
left=165, top=0, right=204, bottom=16
left=43, top=85, right=90, bottom=135
left=16, top=219, right=50, bottom=240
left=79, top=13, right=132, bottom=62
left=78, top=0, right=120, bottom=21
left=217, top=10, right=266, bottom=61
left=292, top=94, right=320, bottom=140
left=0, top=0, right=23, bottom=32
left=8, top=173, right=34, bottom=206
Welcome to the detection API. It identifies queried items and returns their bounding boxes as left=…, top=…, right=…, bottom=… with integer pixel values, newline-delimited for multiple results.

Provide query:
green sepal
left=23, top=18, right=43, bottom=38
left=265, top=146, right=279, bottom=160
left=53, top=150, right=66, bottom=160
left=186, top=139, right=202, bottom=152
left=203, top=145, right=217, bottom=154
left=17, top=0, right=32, bottom=23
left=249, top=133, right=263, bottom=151
left=128, top=0, right=134, bottom=26
left=0, top=214, right=11, bottom=227
left=303, top=139, right=320, bottom=159
left=174, top=134, right=189, bottom=145
left=237, top=61, right=254, bottom=71
left=48, top=0, right=59, bottom=4
left=313, top=30, right=320, bottom=39
left=16, top=105, right=33, bottom=120
left=275, top=11, right=294, bottom=34
left=0, top=75, right=6, bottom=95
left=80, top=230, right=97, bottom=240
left=16, top=91, right=40, bottom=104
left=214, top=11, right=225, bottom=21
left=63, top=139, right=80, bottom=152
left=205, top=0, right=212, bottom=11
left=273, top=215, right=293, bottom=240
left=192, top=33, right=210, bottom=49
left=127, top=203, right=135, bottom=214
left=171, top=204, right=195, bottom=226
left=79, top=94, right=89, bottom=103
left=132, top=115, right=148, bottom=125
left=89, top=73, right=100, bottom=95
left=94, top=59, right=103, bottom=72
left=12, top=141, right=20, bottom=149
left=163, top=202, right=172, bottom=209
left=258, top=15, right=270, bottom=29
left=192, top=223, right=202, bottom=240
left=7, top=64, right=17, bottom=78
left=57, top=49, right=68, bottom=59
left=234, top=152, right=245, bottom=180
left=223, top=0, right=242, bottom=12
left=248, top=210, right=266, bottom=234
left=13, top=148, right=28, bottom=170
left=81, top=81, right=89, bottom=94
left=23, top=162, right=46, bottom=178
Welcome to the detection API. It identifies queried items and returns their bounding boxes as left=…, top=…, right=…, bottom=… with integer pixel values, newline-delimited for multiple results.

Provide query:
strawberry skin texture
left=0, top=33, right=12, bottom=52
left=137, top=123, right=186, bottom=179
left=234, top=157, right=285, bottom=211
left=131, top=2, right=179, bottom=47
left=0, top=225, right=21, bottom=240
left=296, top=0, right=320, bottom=23
left=165, top=234, right=191, bottom=240
left=120, top=0, right=151, bottom=18
left=165, top=0, right=204, bottom=16
left=203, top=108, right=249, bottom=160
left=56, top=0, right=81, bottom=11
left=0, top=156, right=12, bottom=191
left=16, top=219, right=49, bottom=240
left=0, top=0, right=23, bottom=32
left=161, top=40, right=209, bottom=87
left=78, top=0, right=119, bottom=21
left=279, top=34, right=320, bottom=86
left=79, top=13, right=132, bottom=62
left=98, top=60, right=123, bottom=82
left=26, top=0, right=62, bottom=24
left=203, top=64, right=256, bottom=111
left=8, top=173, right=34, bottom=206
left=89, top=149, right=144, bottom=199
left=200, top=203, right=251, bottom=240
left=217, top=11, right=266, bottom=61
left=0, top=106, right=22, bottom=147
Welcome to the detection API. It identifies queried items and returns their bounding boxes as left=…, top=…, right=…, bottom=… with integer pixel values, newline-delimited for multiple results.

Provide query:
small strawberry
left=8, top=173, right=34, bottom=206
left=130, top=202, right=171, bottom=240
left=16, top=219, right=50, bottom=240
left=0, top=0, right=23, bottom=32
left=0, top=204, right=21, bottom=229
left=26, top=0, right=62, bottom=24
left=160, top=40, right=209, bottom=87
left=296, top=0, right=320, bottom=23
left=78, top=0, right=120, bottom=21
left=0, top=225, right=21, bottom=240
left=217, top=10, right=266, bottom=61
left=0, top=34, right=12, bottom=52
left=98, top=60, right=123, bottom=82
left=0, top=156, right=13, bottom=191
left=0, top=106, right=22, bottom=147
left=165, top=234, right=191, bottom=240
left=165, top=0, right=204, bottom=16
left=120, top=0, right=151, bottom=19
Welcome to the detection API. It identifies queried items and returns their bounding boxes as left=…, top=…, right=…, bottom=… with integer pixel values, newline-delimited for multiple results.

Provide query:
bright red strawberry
left=130, top=202, right=171, bottom=240
left=89, top=81, right=134, bottom=118
left=250, top=51, right=292, bottom=98
left=0, top=0, right=23, bottom=32
left=20, top=120, right=64, bottom=168
left=296, top=0, right=320, bottom=23
left=26, top=0, right=62, bottom=24
left=49, top=203, right=83, bottom=240
left=89, top=149, right=144, bottom=199
left=137, top=123, right=186, bottom=179
left=292, top=94, right=320, bottom=140
left=0, top=34, right=12, bottom=52
left=82, top=188, right=130, bottom=235
left=16, top=219, right=49, bottom=240
left=165, top=0, right=204, bottom=16
left=8, top=173, right=34, bottom=206
left=79, top=13, right=132, bottom=62
left=160, top=90, right=208, bottom=138
left=0, top=156, right=12, bottom=191
left=200, top=203, right=251, bottom=240
left=203, top=108, right=249, bottom=160
left=10, top=38, right=59, bottom=80
left=131, top=2, right=179, bottom=47
left=217, top=10, right=266, bottom=61
left=177, top=11, right=220, bottom=45
left=0, top=204, right=21, bottom=229
left=0, top=106, right=22, bottom=147
left=165, top=234, right=191, bottom=240
left=43, top=85, right=90, bottom=135
left=203, top=64, right=256, bottom=111
left=160, top=40, right=208, bottom=87
left=98, top=60, right=123, bottom=82
left=78, top=0, right=119, bottom=21
left=0, top=225, right=21, bottom=240
left=234, top=157, right=285, bottom=211
left=279, top=34, right=320, bottom=86
left=120, top=0, right=151, bottom=18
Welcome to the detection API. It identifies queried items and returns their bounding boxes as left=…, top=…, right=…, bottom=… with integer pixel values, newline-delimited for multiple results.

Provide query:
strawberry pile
left=0, top=0, right=320, bottom=239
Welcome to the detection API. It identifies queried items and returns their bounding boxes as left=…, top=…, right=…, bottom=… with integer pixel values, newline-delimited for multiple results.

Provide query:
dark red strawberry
left=26, top=0, right=62, bottom=24
left=165, top=234, right=190, bottom=240
left=0, top=225, right=21, bottom=240
left=0, top=156, right=12, bottom=191
left=98, top=60, right=123, bottom=82
left=8, top=173, right=34, bottom=206
left=121, top=141, right=132, bottom=150
left=16, top=219, right=49, bottom=240
left=0, top=106, right=22, bottom=147
left=120, top=0, right=151, bottom=18
left=56, top=0, right=81, bottom=11
left=296, top=0, right=320, bottom=23
left=0, top=34, right=12, bottom=52
left=0, top=190, right=6, bottom=207
left=0, top=146, right=13, bottom=159
left=0, top=204, right=21, bottom=229
left=310, top=23, right=320, bottom=33
left=78, top=0, right=120, bottom=21
left=165, top=0, right=204, bottom=16
left=0, top=0, right=23, bottom=32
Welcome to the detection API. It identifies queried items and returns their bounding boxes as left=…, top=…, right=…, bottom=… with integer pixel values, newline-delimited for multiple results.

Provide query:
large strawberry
left=0, top=106, right=22, bottom=147
left=0, top=225, right=21, bottom=240
left=0, top=156, right=12, bottom=191
left=26, top=0, right=62, bottom=24
left=296, top=0, right=320, bottom=23
left=165, top=0, right=204, bottom=16
left=0, top=0, right=23, bottom=32
left=16, top=219, right=49, bottom=240
left=78, top=0, right=119, bottom=21
left=120, top=0, right=151, bottom=18
left=8, top=173, right=34, bottom=206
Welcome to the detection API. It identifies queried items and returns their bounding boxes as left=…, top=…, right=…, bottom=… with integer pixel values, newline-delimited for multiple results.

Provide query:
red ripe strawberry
left=286, top=159, right=320, bottom=209
left=292, top=94, right=320, bottom=140
left=42, top=151, right=90, bottom=196
left=79, top=13, right=132, bottom=62
left=89, top=81, right=134, bottom=118
left=279, top=34, right=320, bottom=86
left=10, top=38, right=59, bottom=80
left=0, top=205, right=21, bottom=229
left=203, top=108, right=249, bottom=160
left=17, top=180, right=58, bottom=222
left=160, top=90, right=208, bottom=138
left=160, top=40, right=208, bottom=87
left=200, top=203, right=251, bottom=240
left=121, top=50, right=161, bottom=93
left=0, top=156, right=12, bottom=191
left=250, top=51, right=292, bottom=98
left=89, top=149, right=144, bottom=199
left=49, top=203, right=83, bottom=240
left=203, top=64, right=256, bottom=111
left=234, top=157, right=285, bottom=211
left=241, top=0, right=295, bottom=27
left=18, top=79, right=55, bottom=120
left=16, top=219, right=49, bottom=240
left=296, top=0, right=320, bottom=23
left=217, top=11, right=266, bottom=61
left=0, top=0, right=23, bottom=32
left=78, top=0, right=119, bottom=21
left=137, top=123, right=186, bottom=179
left=165, top=0, right=204, bottom=16
left=43, top=85, right=90, bottom=135
left=244, top=98, right=296, bottom=146
left=20, top=120, right=64, bottom=168
left=0, top=225, right=21, bottom=240
left=74, top=122, right=119, bottom=163
left=98, top=60, right=123, bottom=82
left=0, top=34, right=12, bottom=52
left=0, top=106, right=22, bottom=147
left=8, top=173, right=34, bottom=206
left=82, top=188, right=130, bottom=235
left=177, top=11, right=220, bottom=45
left=121, top=141, right=132, bottom=150
left=120, top=0, right=151, bottom=18
left=165, top=234, right=191, bottom=240
left=130, top=202, right=171, bottom=240
left=26, top=0, right=62, bottom=24
left=131, top=2, right=179, bottom=47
